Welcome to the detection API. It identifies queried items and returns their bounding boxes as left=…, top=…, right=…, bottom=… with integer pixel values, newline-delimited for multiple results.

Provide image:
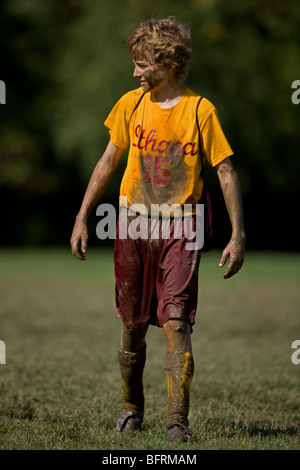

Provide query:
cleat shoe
left=167, top=423, right=193, bottom=442
left=116, top=410, right=144, bottom=433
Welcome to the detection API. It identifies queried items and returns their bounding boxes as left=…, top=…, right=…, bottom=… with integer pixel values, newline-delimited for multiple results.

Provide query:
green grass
left=0, top=247, right=299, bottom=450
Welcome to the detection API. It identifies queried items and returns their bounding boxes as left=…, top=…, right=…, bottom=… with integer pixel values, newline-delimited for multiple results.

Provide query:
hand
left=70, top=217, right=88, bottom=261
left=219, top=236, right=245, bottom=279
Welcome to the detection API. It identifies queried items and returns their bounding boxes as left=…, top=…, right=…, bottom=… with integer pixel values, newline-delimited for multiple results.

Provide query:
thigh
left=114, top=212, right=157, bottom=328
left=156, top=216, right=201, bottom=327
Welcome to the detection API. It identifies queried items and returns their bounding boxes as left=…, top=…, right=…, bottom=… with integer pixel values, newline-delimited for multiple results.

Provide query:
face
left=132, top=59, right=169, bottom=92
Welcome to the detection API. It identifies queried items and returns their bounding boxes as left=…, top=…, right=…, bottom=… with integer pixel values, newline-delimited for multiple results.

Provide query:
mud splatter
left=118, top=346, right=146, bottom=413
left=164, top=351, right=194, bottom=427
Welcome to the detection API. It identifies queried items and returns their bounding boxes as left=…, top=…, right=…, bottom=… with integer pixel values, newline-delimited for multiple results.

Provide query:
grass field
left=0, top=247, right=299, bottom=450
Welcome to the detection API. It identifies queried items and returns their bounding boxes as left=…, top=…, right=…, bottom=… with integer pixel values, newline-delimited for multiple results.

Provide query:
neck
left=154, top=80, right=185, bottom=109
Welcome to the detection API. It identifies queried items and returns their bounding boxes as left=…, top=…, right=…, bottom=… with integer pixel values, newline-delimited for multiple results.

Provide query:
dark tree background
left=1, top=0, right=299, bottom=250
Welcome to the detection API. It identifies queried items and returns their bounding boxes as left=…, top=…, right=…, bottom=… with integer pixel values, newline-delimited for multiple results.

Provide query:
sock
left=164, top=351, right=194, bottom=428
left=117, top=345, right=146, bottom=413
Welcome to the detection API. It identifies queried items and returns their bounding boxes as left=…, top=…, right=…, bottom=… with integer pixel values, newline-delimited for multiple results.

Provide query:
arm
left=70, top=139, right=123, bottom=260
left=216, top=156, right=246, bottom=279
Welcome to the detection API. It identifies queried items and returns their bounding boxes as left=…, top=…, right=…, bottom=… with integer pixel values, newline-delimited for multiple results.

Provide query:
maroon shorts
left=114, top=209, right=201, bottom=329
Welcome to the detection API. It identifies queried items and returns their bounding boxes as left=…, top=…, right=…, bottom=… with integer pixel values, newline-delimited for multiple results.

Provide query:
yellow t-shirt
left=104, top=87, right=233, bottom=216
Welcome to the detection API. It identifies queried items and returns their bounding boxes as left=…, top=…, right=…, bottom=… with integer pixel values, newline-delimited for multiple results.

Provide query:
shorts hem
left=116, top=311, right=150, bottom=329
left=158, top=304, right=196, bottom=328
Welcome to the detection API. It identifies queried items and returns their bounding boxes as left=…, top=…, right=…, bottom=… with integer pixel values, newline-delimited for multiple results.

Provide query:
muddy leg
left=163, top=319, right=194, bottom=429
left=118, top=324, right=148, bottom=413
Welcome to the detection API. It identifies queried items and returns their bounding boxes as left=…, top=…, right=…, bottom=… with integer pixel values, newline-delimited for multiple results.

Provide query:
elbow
left=218, top=168, right=238, bottom=188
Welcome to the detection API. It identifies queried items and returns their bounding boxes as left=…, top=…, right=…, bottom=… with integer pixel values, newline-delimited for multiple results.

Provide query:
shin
left=163, top=319, right=194, bottom=428
left=118, top=324, right=148, bottom=413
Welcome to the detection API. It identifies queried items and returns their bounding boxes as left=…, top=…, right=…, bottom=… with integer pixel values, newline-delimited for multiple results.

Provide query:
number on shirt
left=141, top=154, right=171, bottom=186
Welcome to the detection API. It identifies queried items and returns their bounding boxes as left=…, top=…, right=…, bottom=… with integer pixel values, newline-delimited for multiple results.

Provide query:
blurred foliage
left=0, top=0, right=299, bottom=248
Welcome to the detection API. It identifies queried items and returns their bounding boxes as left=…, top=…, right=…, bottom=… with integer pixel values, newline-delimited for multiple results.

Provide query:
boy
left=70, top=17, right=246, bottom=442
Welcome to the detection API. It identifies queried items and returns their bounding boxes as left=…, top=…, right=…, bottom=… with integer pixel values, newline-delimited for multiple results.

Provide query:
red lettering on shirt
left=133, top=125, right=197, bottom=156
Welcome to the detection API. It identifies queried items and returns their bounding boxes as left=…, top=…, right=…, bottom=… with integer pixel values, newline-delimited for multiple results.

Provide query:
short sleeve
left=104, top=89, right=144, bottom=150
left=201, top=108, right=233, bottom=167
left=104, top=94, right=131, bottom=150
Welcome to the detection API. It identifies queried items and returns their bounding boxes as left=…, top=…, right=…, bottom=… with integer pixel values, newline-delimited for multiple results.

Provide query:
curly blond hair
left=126, top=17, right=192, bottom=80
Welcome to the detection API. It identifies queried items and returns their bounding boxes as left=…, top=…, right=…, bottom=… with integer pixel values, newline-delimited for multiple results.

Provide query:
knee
left=164, top=319, right=189, bottom=335
left=163, top=319, right=192, bottom=352
left=121, top=325, right=148, bottom=353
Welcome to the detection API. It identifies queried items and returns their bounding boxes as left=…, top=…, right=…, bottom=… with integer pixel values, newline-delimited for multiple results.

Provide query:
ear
left=166, top=65, right=180, bottom=83
left=168, top=63, right=177, bottom=77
